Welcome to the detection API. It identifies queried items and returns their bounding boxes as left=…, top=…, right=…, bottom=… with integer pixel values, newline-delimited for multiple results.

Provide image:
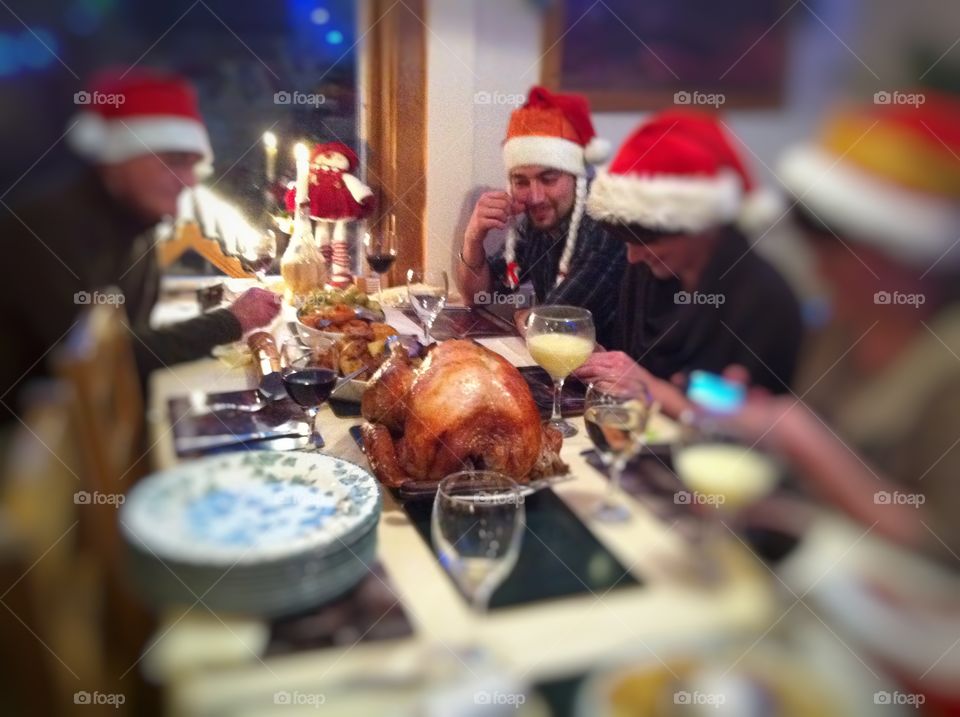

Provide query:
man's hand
left=227, top=287, right=282, bottom=334
left=513, top=308, right=531, bottom=336
left=464, top=191, right=524, bottom=249
left=574, top=351, right=658, bottom=397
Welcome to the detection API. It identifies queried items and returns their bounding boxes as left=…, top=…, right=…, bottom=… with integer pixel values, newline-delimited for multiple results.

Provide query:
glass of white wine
left=406, top=268, right=448, bottom=343
left=584, top=384, right=653, bottom=522
left=525, top=305, right=595, bottom=437
left=431, top=470, right=525, bottom=613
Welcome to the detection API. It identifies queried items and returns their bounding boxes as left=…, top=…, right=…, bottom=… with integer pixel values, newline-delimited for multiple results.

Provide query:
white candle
left=263, top=131, right=277, bottom=182
left=293, top=142, right=309, bottom=205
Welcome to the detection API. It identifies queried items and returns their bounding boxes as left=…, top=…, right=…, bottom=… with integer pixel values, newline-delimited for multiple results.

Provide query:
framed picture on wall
left=540, top=0, right=789, bottom=111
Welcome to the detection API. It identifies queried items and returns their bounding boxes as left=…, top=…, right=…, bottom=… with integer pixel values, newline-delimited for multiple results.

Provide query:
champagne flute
left=363, top=229, right=397, bottom=303
left=280, top=338, right=339, bottom=448
left=584, top=384, right=652, bottom=522
left=406, top=268, right=448, bottom=343
left=431, top=470, right=525, bottom=613
left=525, top=305, right=595, bottom=437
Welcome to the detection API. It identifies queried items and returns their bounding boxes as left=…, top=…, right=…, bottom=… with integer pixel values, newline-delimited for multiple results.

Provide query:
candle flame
left=294, top=142, right=308, bottom=161
left=263, top=131, right=277, bottom=149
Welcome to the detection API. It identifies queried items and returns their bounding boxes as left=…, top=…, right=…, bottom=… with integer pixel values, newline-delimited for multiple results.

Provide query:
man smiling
left=455, top=87, right=624, bottom=345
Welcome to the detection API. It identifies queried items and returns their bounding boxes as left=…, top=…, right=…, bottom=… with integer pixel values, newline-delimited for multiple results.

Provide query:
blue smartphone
left=687, top=370, right=746, bottom=413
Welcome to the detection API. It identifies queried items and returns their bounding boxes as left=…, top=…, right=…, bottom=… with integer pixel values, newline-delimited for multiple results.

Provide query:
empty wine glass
left=525, top=305, right=595, bottom=437
left=406, top=268, right=448, bottom=343
left=584, top=384, right=652, bottom=522
left=431, top=470, right=525, bottom=613
left=280, top=337, right=339, bottom=448
left=244, top=230, right=277, bottom=283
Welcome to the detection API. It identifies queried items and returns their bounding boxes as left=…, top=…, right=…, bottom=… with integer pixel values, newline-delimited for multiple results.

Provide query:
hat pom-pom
left=584, top=136, right=611, bottom=165
left=66, top=112, right=108, bottom=161
left=737, top=187, right=785, bottom=237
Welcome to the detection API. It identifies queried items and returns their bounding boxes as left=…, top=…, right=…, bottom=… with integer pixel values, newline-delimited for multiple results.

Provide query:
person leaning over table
left=574, top=111, right=803, bottom=408
left=0, top=70, right=280, bottom=422
left=455, top=86, right=625, bottom=347
left=719, top=92, right=960, bottom=565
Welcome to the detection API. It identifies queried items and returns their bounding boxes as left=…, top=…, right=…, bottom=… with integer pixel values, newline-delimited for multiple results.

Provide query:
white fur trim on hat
left=503, top=135, right=586, bottom=176
left=68, top=112, right=214, bottom=165
left=586, top=169, right=742, bottom=233
left=778, top=145, right=960, bottom=268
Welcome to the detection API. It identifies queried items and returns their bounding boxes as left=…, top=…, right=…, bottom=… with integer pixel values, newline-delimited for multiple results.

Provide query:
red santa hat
left=311, top=141, right=359, bottom=171
left=502, top=86, right=610, bottom=288
left=67, top=70, right=213, bottom=165
left=778, top=91, right=960, bottom=267
left=587, top=110, right=776, bottom=234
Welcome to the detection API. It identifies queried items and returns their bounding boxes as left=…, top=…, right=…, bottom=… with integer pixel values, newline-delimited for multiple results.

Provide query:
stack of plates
left=120, top=451, right=381, bottom=617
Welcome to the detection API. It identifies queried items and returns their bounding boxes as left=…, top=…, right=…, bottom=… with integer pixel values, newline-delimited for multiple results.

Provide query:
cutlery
left=187, top=368, right=366, bottom=417
left=174, top=422, right=310, bottom=452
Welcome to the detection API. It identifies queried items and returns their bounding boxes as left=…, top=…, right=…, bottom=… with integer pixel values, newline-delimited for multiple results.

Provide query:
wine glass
left=244, top=230, right=277, bottom=283
left=431, top=470, right=525, bottom=613
left=406, top=268, right=448, bottom=343
left=280, top=337, right=339, bottom=448
left=363, top=230, right=397, bottom=303
left=584, top=384, right=653, bottom=522
left=525, top=305, right=595, bottom=437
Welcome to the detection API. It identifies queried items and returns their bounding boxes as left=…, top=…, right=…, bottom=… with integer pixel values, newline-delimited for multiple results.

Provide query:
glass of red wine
left=363, top=228, right=397, bottom=303
left=280, top=338, right=339, bottom=448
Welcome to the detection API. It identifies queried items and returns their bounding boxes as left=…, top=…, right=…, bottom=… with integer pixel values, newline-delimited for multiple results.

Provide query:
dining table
left=139, top=276, right=780, bottom=717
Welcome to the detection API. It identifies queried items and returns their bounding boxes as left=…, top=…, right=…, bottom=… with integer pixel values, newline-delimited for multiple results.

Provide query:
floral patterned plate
left=121, top=451, right=381, bottom=566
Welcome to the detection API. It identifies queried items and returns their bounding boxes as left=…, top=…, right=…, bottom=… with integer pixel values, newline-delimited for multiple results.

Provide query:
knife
left=174, top=422, right=310, bottom=452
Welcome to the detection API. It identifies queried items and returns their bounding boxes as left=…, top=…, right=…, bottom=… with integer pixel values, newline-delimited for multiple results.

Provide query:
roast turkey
left=360, top=339, right=567, bottom=486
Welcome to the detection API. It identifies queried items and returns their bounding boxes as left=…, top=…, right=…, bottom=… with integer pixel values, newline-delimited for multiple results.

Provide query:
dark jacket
left=0, top=171, right=241, bottom=418
left=614, top=227, right=803, bottom=393
left=488, top=213, right=626, bottom=348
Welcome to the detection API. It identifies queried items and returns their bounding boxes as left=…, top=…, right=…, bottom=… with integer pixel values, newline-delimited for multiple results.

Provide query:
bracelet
left=458, top=248, right=485, bottom=270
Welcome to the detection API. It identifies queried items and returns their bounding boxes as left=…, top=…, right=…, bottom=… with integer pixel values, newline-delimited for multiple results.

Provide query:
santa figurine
left=285, top=141, right=375, bottom=288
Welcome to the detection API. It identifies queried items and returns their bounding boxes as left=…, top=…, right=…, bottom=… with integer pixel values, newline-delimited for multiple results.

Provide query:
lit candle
left=294, top=142, right=309, bottom=205
left=263, top=131, right=277, bottom=182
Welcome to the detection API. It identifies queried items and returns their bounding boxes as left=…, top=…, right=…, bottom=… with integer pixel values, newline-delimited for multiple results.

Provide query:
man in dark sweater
left=0, top=71, right=280, bottom=421
left=575, top=111, right=802, bottom=411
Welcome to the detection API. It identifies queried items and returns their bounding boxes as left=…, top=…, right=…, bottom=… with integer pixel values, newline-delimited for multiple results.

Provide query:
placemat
left=168, top=391, right=310, bottom=458
left=401, top=487, right=640, bottom=610
left=401, top=306, right=518, bottom=339
left=265, top=563, right=413, bottom=655
left=517, top=366, right=587, bottom=418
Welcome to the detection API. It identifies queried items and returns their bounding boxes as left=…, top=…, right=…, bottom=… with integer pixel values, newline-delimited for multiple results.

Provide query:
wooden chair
left=51, top=302, right=158, bottom=713
left=0, top=380, right=112, bottom=714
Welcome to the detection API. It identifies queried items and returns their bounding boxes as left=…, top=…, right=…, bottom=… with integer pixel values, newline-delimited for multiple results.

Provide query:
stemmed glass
left=525, top=305, right=595, bottom=437
left=406, top=268, right=448, bottom=343
left=672, top=427, right=780, bottom=582
left=431, top=470, right=525, bottom=613
left=244, top=230, right=277, bottom=283
left=584, top=384, right=653, bottom=522
left=363, top=230, right=397, bottom=303
left=280, top=338, right=339, bottom=448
